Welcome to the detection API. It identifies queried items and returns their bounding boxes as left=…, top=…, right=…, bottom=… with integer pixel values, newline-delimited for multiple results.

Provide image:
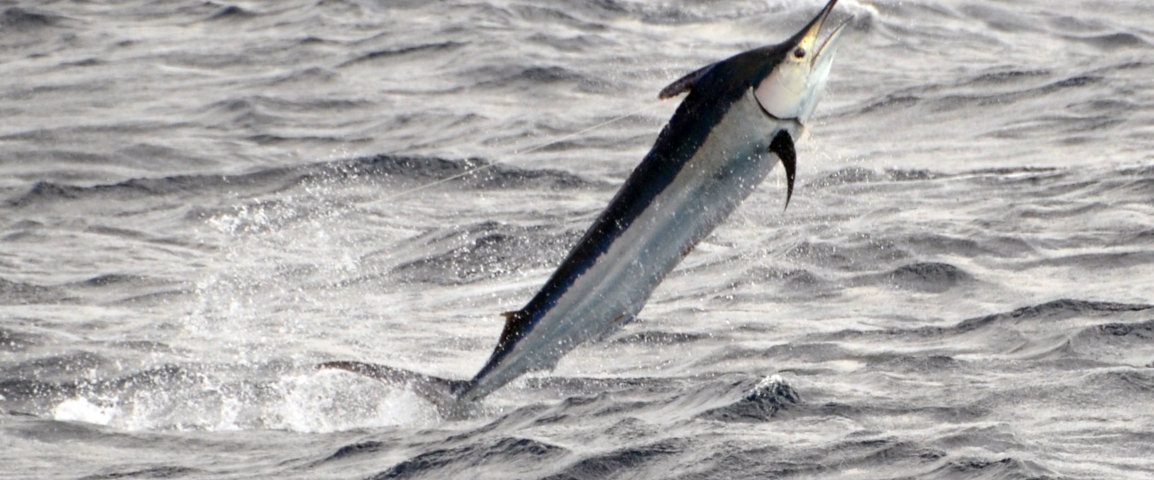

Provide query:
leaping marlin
left=322, top=0, right=852, bottom=409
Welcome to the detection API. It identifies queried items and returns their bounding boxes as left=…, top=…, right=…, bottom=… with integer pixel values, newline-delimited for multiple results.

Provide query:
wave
left=341, top=436, right=567, bottom=477
left=1088, top=319, right=1154, bottom=340
left=78, top=466, right=202, bottom=480
left=802, top=401, right=989, bottom=425
left=1013, top=251, right=1154, bottom=272
left=1062, top=31, right=1151, bottom=49
left=0, top=6, right=64, bottom=32
left=206, top=4, right=257, bottom=22
left=1083, top=370, right=1154, bottom=393
left=920, top=456, right=1058, bottom=480
left=821, top=300, right=1144, bottom=346
left=263, top=66, right=340, bottom=85
left=7, top=154, right=597, bottom=208
left=899, top=233, right=1036, bottom=258
left=1, top=267, right=186, bottom=307
left=806, top=165, right=1073, bottom=189
left=1068, top=319, right=1154, bottom=366
left=942, top=299, right=1152, bottom=335
left=567, top=0, right=862, bottom=25
left=843, top=60, right=1129, bottom=130
left=337, top=42, right=466, bottom=68
left=864, top=262, right=976, bottom=293
left=807, top=166, right=886, bottom=187
left=0, top=326, right=38, bottom=352
left=698, top=375, right=800, bottom=422
left=462, top=64, right=602, bottom=92
left=541, top=438, right=683, bottom=480
left=0, top=277, right=78, bottom=305
left=390, top=221, right=577, bottom=285
left=811, top=299, right=1153, bottom=365
left=786, top=238, right=912, bottom=272
left=202, top=95, right=361, bottom=115
left=503, top=4, right=610, bottom=34
left=684, top=436, right=948, bottom=479
left=700, top=342, right=850, bottom=366
left=610, top=330, right=709, bottom=346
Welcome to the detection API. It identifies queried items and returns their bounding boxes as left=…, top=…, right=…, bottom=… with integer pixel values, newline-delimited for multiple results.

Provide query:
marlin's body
left=323, top=0, right=851, bottom=407
left=463, top=77, right=801, bottom=401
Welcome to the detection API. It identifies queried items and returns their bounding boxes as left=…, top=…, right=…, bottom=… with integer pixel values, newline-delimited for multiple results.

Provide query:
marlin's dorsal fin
left=498, top=310, right=533, bottom=349
left=658, top=62, right=717, bottom=99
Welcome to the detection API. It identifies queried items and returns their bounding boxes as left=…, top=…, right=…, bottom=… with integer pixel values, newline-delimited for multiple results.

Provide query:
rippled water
left=2, top=0, right=1153, bottom=478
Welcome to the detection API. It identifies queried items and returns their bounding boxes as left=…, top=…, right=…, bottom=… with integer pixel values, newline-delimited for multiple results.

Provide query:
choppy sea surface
left=2, top=0, right=1153, bottom=478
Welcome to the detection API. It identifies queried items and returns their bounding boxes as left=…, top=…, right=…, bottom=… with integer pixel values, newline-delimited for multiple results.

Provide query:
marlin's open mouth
left=802, top=0, right=852, bottom=69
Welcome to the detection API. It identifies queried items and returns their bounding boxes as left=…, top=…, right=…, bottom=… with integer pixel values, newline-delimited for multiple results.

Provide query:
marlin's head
left=753, top=0, right=850, bottom=126
left=656, top=0, right=852, bottom=208
left=659, top=0, right=850, bottom=126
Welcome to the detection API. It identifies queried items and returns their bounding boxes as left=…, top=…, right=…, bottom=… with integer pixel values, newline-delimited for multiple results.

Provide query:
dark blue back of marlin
left=322, top=0, right=850, bottom=406
left=459, top=0, right=851, bottom=401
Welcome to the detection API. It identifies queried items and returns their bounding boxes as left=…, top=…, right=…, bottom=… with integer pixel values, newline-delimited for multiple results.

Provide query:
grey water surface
left=2, top=0, right=1153, bottom=478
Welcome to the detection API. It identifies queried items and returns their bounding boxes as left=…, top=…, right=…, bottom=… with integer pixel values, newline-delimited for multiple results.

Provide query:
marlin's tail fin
left=317, top=361, right=473, bottom=417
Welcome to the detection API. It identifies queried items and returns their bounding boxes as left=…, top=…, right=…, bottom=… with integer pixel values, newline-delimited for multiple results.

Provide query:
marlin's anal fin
left=499, top=310, right=533, bottom=349
left=658, top=62, right=717, bottom=99
left=769, top=130, right=797, bottom=210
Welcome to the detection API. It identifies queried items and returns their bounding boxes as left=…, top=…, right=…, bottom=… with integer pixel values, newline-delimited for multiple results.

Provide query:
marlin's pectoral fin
left=769, top=130, right=797, bottom=210
left=658, top=62, right=717, bottom=99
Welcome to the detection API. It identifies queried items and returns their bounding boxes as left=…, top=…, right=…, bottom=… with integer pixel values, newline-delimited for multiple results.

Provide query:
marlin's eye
left=793, top=47, right=806, bottom=59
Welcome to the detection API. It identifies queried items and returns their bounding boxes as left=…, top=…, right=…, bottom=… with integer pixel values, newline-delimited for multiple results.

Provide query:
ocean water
left=2, top=0, right=1153, bottom=478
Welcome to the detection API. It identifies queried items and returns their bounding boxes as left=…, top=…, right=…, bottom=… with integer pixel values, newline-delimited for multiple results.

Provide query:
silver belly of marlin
left=320, top=0, right=850, bottom=411
left=460, top=90, right=801, bottom=401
